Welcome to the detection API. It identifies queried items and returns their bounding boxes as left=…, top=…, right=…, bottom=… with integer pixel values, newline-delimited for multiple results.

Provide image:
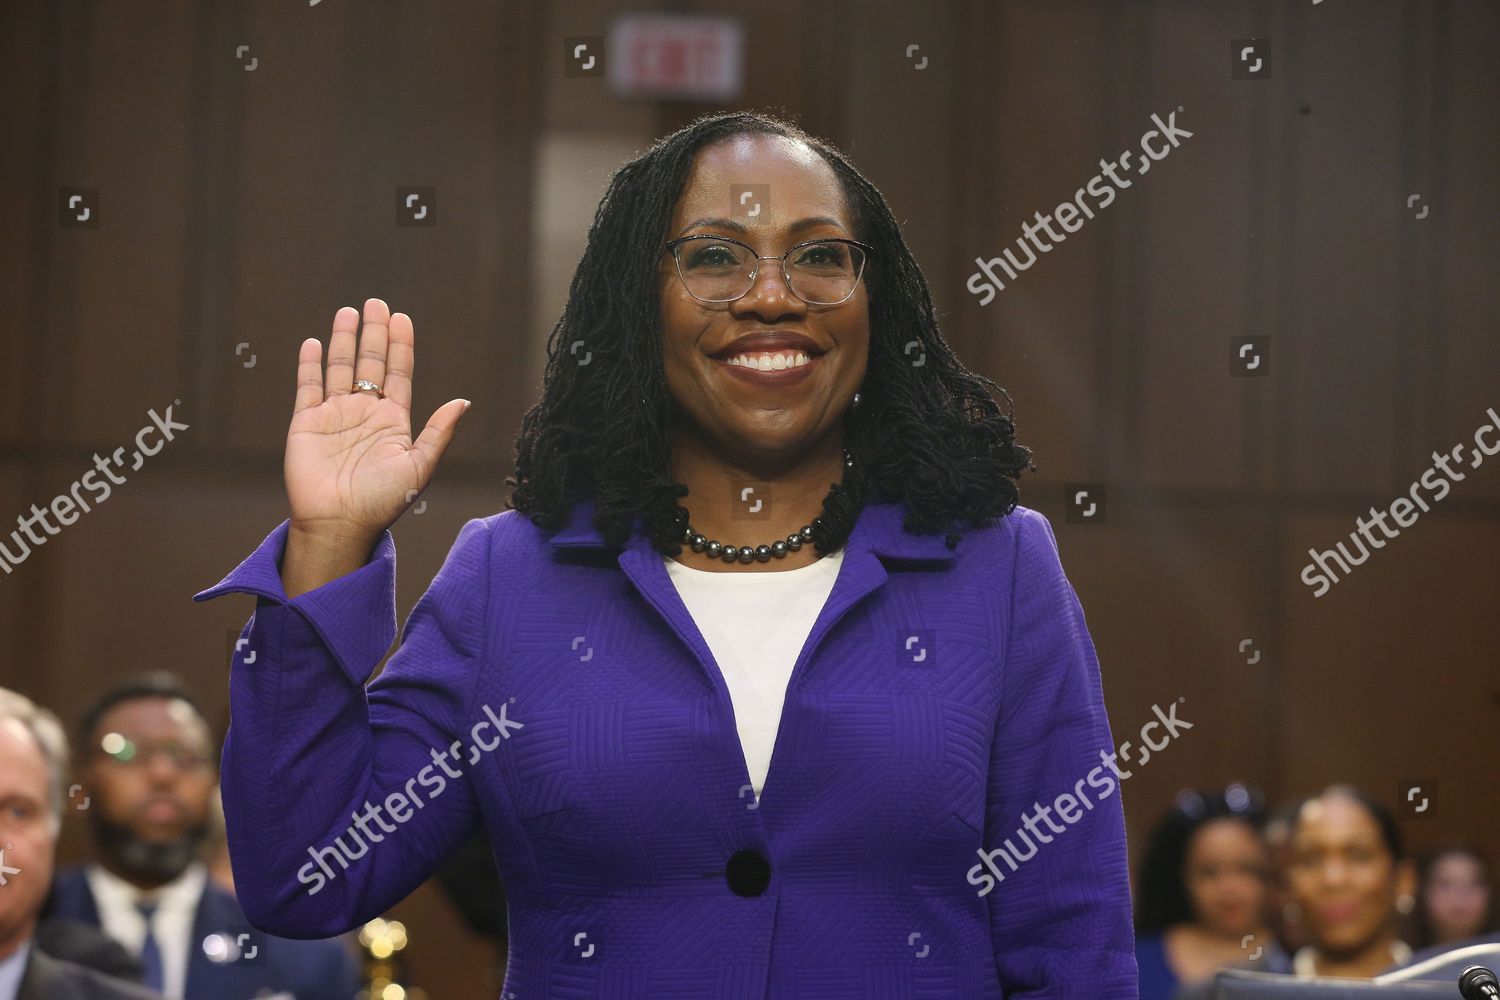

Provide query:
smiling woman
left=195, top=109, right=1137, bottom=999
left=509, top=110, right=1032, bottom=569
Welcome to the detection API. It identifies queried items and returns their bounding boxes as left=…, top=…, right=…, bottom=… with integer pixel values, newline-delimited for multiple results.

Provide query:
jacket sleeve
left=192, top=516, right=491, bottom=939
left=982, top=509, right=1138, bottom=997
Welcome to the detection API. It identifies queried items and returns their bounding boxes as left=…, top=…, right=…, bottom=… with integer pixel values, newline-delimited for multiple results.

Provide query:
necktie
left=136, top=899, right=164, bottom=992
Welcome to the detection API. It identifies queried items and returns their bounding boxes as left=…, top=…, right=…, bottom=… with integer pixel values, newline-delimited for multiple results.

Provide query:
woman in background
left=1409, top=845, right=1496, bottom=950
left=1135, top=785, right=1281, bottom=999
left=1282, top=784, right=1416, bottom=977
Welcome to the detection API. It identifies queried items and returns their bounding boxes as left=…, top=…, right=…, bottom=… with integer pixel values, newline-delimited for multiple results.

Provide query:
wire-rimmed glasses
left=663, top=234, right=873, bottom=306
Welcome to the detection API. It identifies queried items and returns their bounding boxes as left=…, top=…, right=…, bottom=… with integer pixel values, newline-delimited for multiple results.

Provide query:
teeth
left=726, top=351, right=810, bottom=370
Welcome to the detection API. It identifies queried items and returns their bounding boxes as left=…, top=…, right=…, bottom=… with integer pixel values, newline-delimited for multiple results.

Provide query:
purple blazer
left=193, top=497, right=1138, bottom=998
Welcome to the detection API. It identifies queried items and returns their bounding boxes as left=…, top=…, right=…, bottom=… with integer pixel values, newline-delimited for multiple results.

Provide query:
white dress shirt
left=0, top=938, right=29, bottom=1000
left=664, top=547, right=843, bottom=797
left=85, top=860, right=207, bottom=1000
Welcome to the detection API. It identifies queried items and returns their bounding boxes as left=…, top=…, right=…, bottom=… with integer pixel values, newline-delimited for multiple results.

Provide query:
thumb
left=410, top=398, right=471, bottom=472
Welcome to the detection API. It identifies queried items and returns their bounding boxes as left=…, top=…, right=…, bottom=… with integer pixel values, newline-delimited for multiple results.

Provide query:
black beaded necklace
left=678, top=448, right=855, bottom=566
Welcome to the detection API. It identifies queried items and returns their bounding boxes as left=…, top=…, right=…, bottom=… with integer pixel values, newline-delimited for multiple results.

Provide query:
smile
left=713, top=350, right=819, bottom=386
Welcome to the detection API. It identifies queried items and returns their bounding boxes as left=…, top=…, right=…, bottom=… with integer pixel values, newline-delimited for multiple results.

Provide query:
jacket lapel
left=41, top=867, right=103, bottom=928
left=550, top=495, right=957, bottom=710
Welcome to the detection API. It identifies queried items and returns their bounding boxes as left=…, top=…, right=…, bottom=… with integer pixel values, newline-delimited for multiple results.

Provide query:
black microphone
left=1459, top=966, right=1500, bottom=1000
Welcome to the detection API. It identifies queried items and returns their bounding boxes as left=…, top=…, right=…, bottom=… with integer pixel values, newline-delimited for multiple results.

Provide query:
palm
left=283, top=300, right=469, bottom=537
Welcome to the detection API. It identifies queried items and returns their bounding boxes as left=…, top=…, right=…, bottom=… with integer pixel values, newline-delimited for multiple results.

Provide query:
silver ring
left=352, top=379, right=384, bottom=398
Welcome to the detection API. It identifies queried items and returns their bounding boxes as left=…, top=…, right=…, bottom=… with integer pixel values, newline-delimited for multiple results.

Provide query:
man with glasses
left=0, top=686, right=164, bottom=1000
left=43, top=673, right=360, bottom=1000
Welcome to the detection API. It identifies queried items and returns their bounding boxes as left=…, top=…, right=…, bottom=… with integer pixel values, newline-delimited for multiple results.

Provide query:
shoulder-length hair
left=507, top=109, right=1032, bottom=557
left=1135, top=785, right=1269, bottom=934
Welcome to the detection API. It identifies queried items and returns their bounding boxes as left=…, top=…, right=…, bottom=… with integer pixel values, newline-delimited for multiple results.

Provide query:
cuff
left=192, top=518, right=398, bottom=686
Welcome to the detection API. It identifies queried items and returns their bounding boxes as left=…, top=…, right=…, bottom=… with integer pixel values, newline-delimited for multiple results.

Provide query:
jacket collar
left=547, top=495, right=959, bottom=564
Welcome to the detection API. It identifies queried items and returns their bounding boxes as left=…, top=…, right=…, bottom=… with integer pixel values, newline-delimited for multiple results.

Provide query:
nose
left=730, top=259, right=806, bottom=321
left=145, top=753, right=181, bottom=784
left=1317, top=857, right=1352, bottom=888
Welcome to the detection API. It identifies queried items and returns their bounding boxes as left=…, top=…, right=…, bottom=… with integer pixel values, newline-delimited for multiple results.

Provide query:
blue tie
left=136, top=900, right=164, bottom=992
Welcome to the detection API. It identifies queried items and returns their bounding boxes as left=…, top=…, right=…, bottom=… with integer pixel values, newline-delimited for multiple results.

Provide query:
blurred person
left=1409, top=845, right=1495, bottom=950
left=193, top=109, right=1137, bottom=995
left=1134, top=785, right=1284, bottom=998
left=1282, top=783, right=1416, bottom=977
left=45, top=673, right=360, bottom=1000
left=0, top=687, right=164, bottom=999
left=1261, top=803, right=1309, bottom=955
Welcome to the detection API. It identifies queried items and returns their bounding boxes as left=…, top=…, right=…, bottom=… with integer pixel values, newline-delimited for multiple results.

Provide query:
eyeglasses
left=97, top=732, right=211, bottom=772
left=663, top=234, right=873, bottom=306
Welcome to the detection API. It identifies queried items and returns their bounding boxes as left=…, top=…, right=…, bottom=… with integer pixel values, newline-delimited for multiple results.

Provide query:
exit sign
left=608, top=14, right=744, bottom=101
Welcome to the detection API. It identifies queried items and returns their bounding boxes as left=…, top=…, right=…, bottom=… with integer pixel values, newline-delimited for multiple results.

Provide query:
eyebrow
left=677, top=215, right=847, bottom=238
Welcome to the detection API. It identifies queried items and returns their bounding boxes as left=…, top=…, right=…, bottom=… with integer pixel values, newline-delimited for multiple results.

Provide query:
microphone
left=1459, top=966, right=1499, bottom=1000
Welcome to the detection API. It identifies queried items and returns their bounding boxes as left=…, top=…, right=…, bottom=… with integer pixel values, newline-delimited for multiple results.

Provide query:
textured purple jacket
left=193, top=497, right=1138, bottom=999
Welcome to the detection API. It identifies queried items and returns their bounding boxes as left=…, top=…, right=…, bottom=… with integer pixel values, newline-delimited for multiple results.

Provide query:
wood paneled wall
left=2, top=1, right=1496, bottom=994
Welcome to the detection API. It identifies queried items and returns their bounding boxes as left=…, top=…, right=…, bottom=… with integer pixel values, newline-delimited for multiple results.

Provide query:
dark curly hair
left=1135, top=784, right=1269, bottom=934
left=506, top=109, right=1033, bottom=557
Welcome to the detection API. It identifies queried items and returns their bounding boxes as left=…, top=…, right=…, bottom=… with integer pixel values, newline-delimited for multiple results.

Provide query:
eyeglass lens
left=675, top=239, right=865, bottom=304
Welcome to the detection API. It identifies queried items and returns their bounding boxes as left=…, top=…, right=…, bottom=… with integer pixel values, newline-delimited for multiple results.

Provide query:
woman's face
left=1184, top=818, right=1269, bottom=938
left=1287, top=795, right=1409, bottom=956
left=658, top=133, right=870, bottom=461
left=1422, top=852, right=1491, bottom=943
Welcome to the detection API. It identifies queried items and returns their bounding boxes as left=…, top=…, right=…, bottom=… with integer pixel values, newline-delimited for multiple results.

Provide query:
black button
left=725, top=848, right=771, bottom=897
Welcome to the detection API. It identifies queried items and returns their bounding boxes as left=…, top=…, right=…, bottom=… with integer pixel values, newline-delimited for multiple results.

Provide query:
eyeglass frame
left=662, top=233, right=875, bottom=306
left=93, top=733, right=213, bottom=772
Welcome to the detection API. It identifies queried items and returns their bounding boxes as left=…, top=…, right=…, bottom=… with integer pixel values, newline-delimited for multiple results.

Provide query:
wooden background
left=2, top=1, right=1496, bottom=994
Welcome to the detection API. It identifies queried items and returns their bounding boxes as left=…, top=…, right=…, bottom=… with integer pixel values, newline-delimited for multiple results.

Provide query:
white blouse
left=663, top=547, right=844, bottom=798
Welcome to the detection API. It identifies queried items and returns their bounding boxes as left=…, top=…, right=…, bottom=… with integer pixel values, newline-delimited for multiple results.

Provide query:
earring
left=1397, top=894, right=1415, bottom=915
left=851, top=391, right=862, bottom=410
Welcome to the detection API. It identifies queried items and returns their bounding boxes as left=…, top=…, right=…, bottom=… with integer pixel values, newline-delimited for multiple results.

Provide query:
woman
left=1409, top=846, right=1496, bottom=950
left=194, top=110, right=1136, bottom=997
left=1281, top=784, right=1416, bottom=977
left=1133, top=785, right=1282, bottom=999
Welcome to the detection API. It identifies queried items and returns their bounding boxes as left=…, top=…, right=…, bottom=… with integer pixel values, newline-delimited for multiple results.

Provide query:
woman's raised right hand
left=284, top=298, right=470, bottom=549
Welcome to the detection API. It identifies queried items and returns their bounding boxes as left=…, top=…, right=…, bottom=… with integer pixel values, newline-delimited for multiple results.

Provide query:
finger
left=409, top=398, right=472, bottom=476
left=293, top=337, right=326, bottom=414
left=353, top=297, right=390, bottom=395
left=325, top=304, right=361, bottom=396
left=384, top=311, right=415, bottom=412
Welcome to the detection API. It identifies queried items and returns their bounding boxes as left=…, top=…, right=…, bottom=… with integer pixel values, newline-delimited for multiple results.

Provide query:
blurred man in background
left=0, top=686, right=164, bottom=999
left=44, top=673, right=360, bottom=1000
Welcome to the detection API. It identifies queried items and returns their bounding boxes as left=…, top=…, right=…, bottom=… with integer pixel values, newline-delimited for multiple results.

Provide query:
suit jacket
left=18, top=944, right=164, bottom=1000
left=46, top=866, right=360, bottom=1000
left=193, top=497, right=1137, bottom=998
left=33, top=916, right=144, bottom=982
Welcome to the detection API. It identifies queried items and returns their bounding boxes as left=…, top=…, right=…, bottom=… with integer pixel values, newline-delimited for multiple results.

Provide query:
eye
left=683, top=243, right=743, bottom=269
left=793, top=243, right=850, bottom=269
